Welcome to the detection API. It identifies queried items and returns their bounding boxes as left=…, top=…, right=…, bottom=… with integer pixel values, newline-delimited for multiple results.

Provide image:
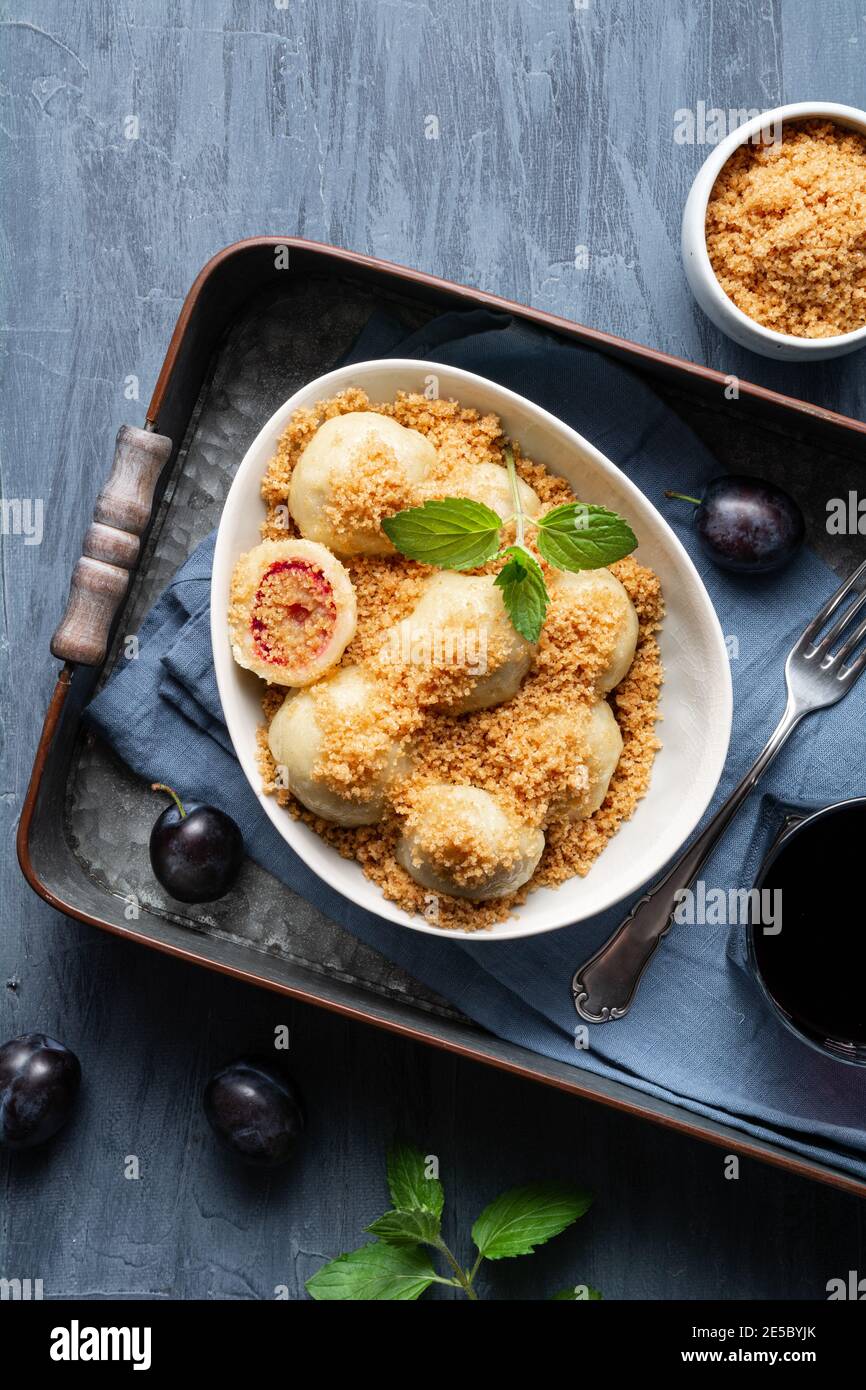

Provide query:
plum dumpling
left=228, top=539, right=357, bottom=687
left=547, top=700, right=624, bottom=822
left=397, top=785, right=544, bottom=901
left=422, top=458, right=542, bottom=522
left=289, top=412, right=436, bottom=557
left=550, top=566, right=638, bottom=692
left=388, top=571, right=534, bottom=714
left=267, top=665, right=410, bottom=827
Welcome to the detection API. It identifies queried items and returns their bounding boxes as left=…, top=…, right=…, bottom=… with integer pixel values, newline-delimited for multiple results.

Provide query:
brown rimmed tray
left=18, top=237, right=866, bottom=1198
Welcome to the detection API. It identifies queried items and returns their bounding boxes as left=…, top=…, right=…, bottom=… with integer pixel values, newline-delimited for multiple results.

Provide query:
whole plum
left=666, top=476, right=805, bottom=574
left=0, top=1034, right=81, bottom=1150
left=149, top=783, right=244, bottom=903
left=203, top=1057, right=304, bottom=1167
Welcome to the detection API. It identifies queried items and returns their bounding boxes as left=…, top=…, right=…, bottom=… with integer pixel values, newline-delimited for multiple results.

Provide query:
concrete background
left=1, top=0, right=864, bottom=1300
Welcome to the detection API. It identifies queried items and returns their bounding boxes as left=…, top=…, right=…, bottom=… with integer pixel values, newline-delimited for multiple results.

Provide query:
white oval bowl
left=211, top=359, right=733, bottom=941
left=682, top=101, right=866, bottom=361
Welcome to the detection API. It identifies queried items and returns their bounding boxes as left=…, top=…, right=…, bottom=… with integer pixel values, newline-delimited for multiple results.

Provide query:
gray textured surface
left=2, top=0, right=865, bottom=1302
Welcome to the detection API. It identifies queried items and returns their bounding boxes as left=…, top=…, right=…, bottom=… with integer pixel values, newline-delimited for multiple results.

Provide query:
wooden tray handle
left=51, top=425, right=172, bottom=666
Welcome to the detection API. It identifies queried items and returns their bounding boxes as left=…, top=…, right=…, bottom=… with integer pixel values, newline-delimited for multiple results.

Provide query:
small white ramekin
left=681, top=101, right=866, bottom=361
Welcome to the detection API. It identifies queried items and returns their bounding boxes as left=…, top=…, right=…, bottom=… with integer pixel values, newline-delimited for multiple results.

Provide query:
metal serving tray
left=19, top=238, right=866, bottom=1196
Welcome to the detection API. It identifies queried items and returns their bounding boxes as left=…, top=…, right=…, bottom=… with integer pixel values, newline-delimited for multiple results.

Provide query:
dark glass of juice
left=749, top=798, right=866, bottom=1065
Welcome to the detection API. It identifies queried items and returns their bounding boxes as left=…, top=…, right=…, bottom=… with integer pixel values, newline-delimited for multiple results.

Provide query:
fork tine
left=836, top=613, right=866, bottom=672
left=812, top=586, right=866, bottom=659
left=840, top=642, right=866, bottom=682
left=796, top=559, right=866, bottom=652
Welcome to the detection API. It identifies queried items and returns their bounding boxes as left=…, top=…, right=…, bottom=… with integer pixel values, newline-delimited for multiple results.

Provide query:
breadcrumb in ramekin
left=705, top=120, right=866, bottom=339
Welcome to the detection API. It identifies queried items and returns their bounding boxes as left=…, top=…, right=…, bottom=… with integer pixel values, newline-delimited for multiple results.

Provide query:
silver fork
left=572, top=559, right=866, bottom=1024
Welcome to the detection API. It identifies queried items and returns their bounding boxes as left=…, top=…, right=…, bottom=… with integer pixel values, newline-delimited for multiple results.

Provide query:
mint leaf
left=471, top=1184, right=593, bottom=1260
left=382, top=498, right=502, bottom=570
left=494, top=547, right=550, bottom=643
left=551, top=1284, right=603, bottom=1300
left=536, top=503, right=637, bottom=572
left=386, top=1141, right=445, bottom=1218
left=365, top=1208, right=442, bottom=1248
left=305, top=1242, right=438, bottom=1301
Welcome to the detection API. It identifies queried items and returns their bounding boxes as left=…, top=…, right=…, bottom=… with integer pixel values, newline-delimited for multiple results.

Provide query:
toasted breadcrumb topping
left=706, top=120, right=866, bottom=338
left=402, top=793, right=524, bottom=890
left=312, top=672, right=407, bottom=801
left=324, top=437, right=418, bottom=543
left=254, top=390, right=664, bottom=930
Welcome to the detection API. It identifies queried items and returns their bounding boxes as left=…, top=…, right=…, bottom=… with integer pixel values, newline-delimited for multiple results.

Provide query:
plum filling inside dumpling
left=250, top=559, right=337, bottom=667
left=229, top=539, right=357, bottom=687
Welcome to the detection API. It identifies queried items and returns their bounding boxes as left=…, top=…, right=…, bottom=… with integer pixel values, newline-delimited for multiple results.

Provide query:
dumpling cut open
left=229, top=539, right=356, bottom=687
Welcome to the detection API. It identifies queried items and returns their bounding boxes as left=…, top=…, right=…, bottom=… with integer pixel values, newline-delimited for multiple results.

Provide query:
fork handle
left=572, top=700, right=802, bottom=1023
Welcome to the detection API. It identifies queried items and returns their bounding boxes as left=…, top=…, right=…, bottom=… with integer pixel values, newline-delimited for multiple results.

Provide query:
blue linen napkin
left=88, top=310, right=866, bottom=1178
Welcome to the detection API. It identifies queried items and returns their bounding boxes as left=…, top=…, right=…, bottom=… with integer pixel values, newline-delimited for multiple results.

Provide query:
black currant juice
left=752, top=800, right=866, bottom=1059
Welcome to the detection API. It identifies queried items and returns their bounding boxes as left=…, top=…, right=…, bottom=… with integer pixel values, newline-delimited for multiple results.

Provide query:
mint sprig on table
left=381, top=446, right=637, bottom=642
left=305, top=1140, right=598, bottom=1301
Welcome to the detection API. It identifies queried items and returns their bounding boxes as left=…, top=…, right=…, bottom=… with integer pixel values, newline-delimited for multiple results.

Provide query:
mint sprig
left=381, top=446, right=637, bottom=642
left=381, top=497, right=502, bottom=570
left=305, top=1241, right=442, bottom=1301
left=494, top=546, right=550, bottom=644
left=305, top=1141, right=596, bottom=1301
left=471, top=1183, right=593, bottom=1260
left=386, top=1138, right=445, bottom=1217
left=366, top=1207, right=442, bottom=1248
left=536, top=502, right=637, bottom=572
